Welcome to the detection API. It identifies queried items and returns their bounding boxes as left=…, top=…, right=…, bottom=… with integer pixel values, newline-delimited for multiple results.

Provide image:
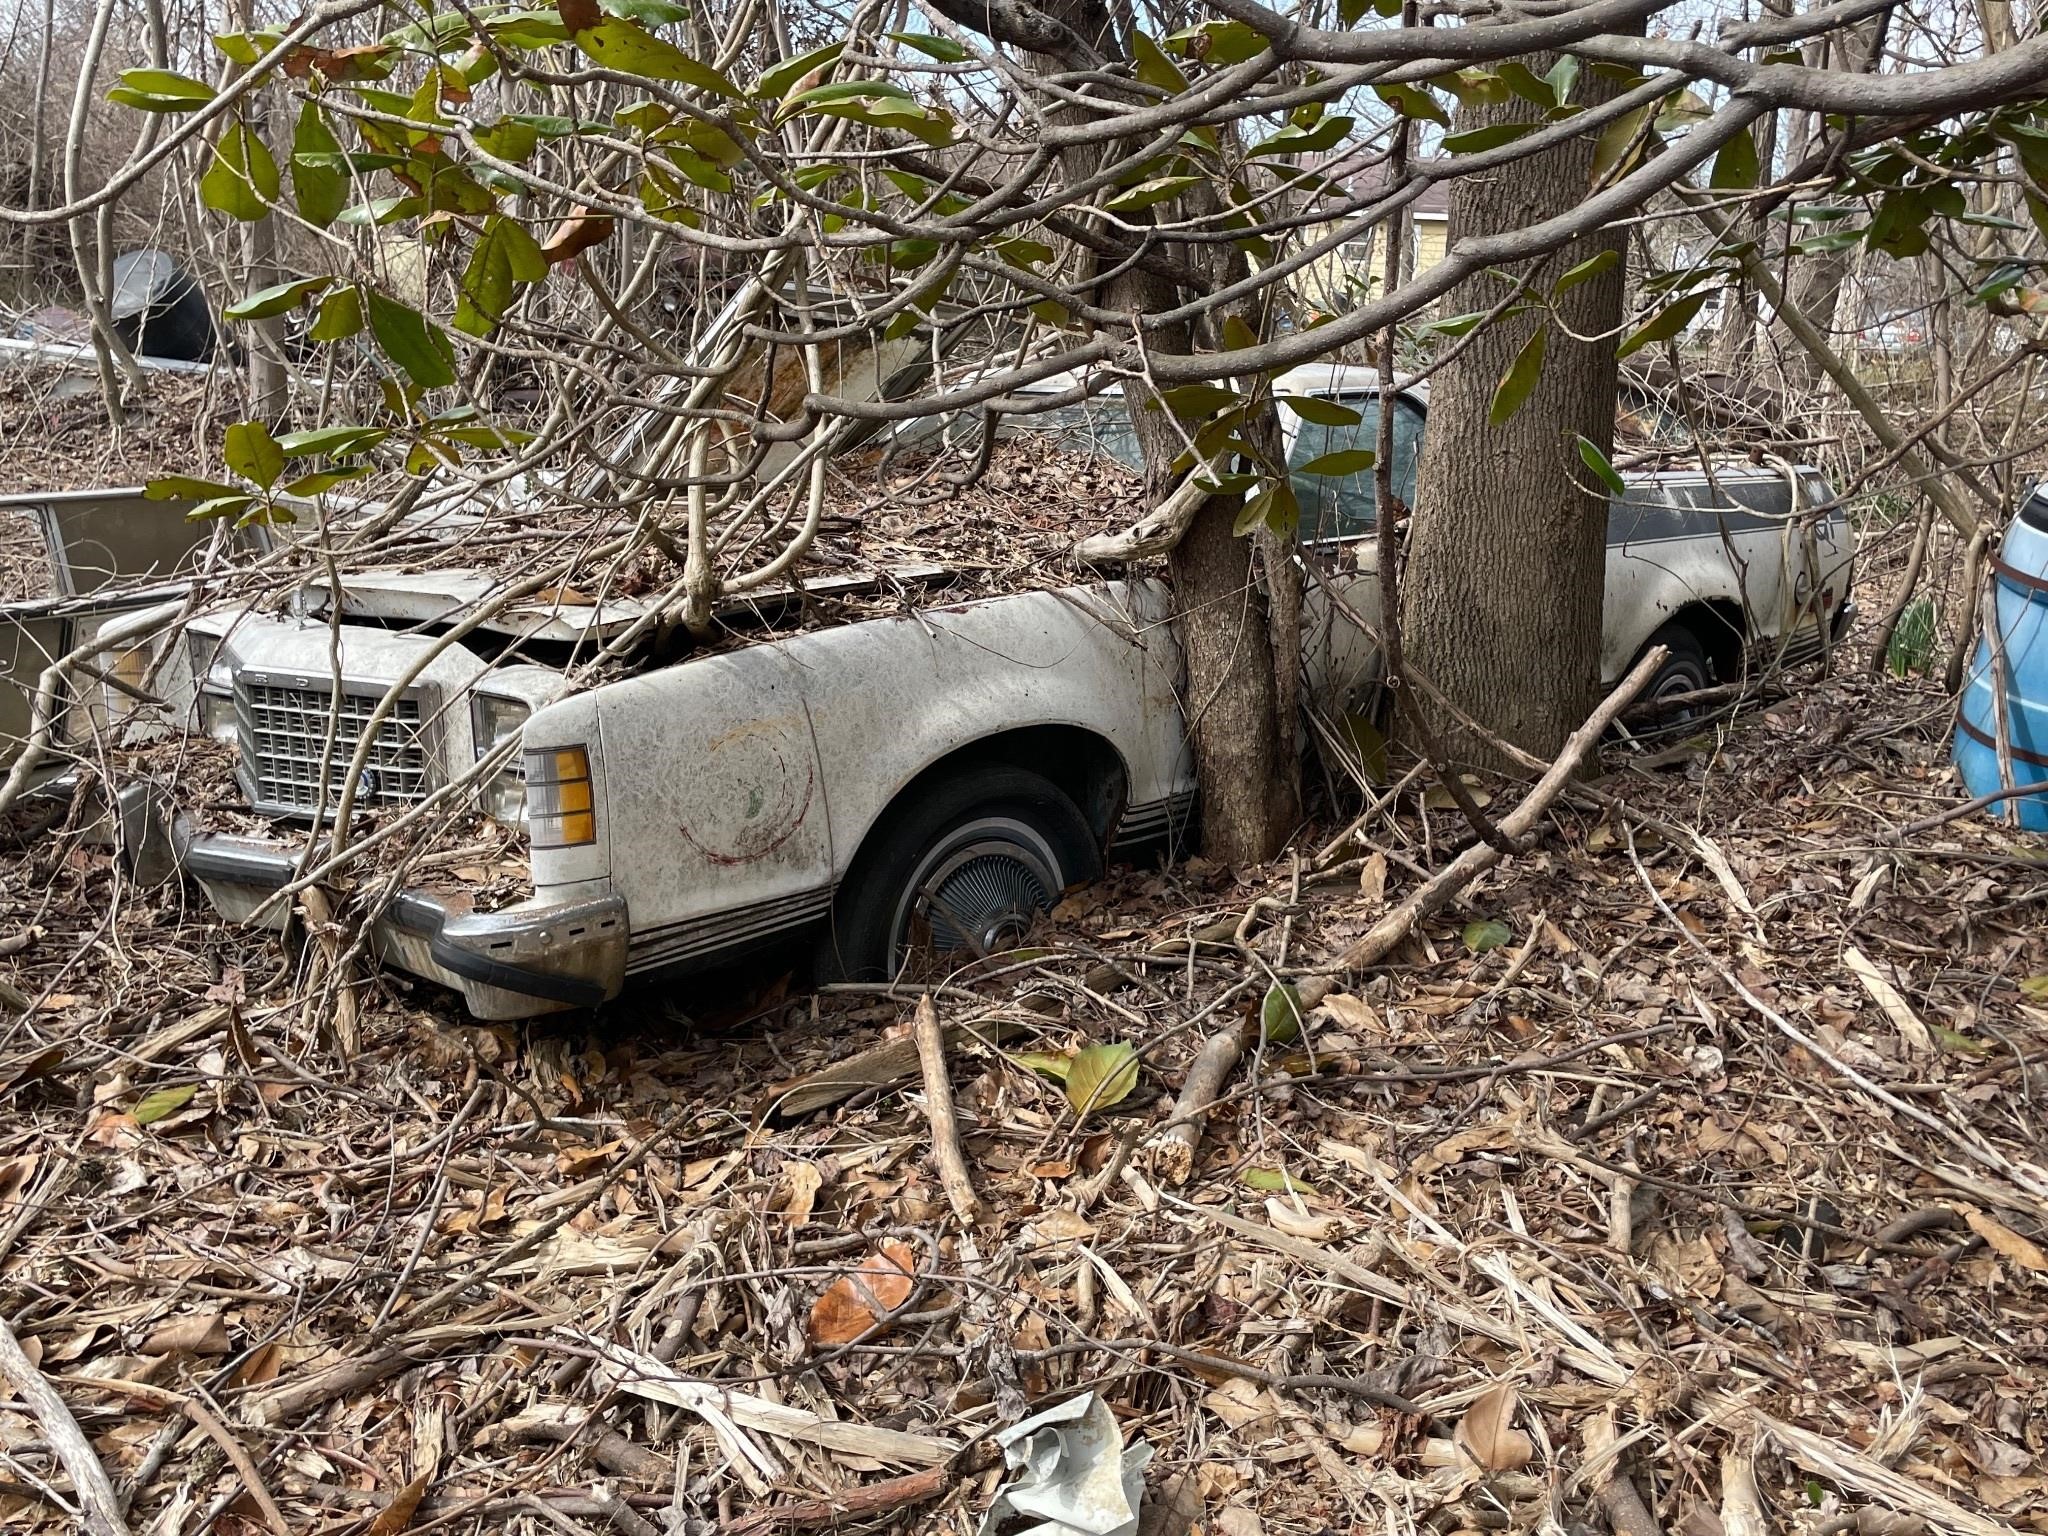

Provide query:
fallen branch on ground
left=1338, top=649, right=1664, bottom=971
left=912, top=994, right=988, bottom=1226
left=1149, top=975, right=1332, bottom=1185
left=0, top=1311, right=131, bottom=1536
left=720, top=1466, right=954, bottom=1536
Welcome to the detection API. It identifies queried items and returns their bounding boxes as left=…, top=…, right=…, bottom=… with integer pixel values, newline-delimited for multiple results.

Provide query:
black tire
left=1633, top=624, right=1713, bottom=738
left=818, top=765, right=1102, bottom=982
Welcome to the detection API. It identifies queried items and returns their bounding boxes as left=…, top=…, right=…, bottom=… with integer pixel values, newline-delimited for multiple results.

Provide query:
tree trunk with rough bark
left=931, top=0, right=1298, bottom=864
left=1400, top=53, right=1628, bottom=769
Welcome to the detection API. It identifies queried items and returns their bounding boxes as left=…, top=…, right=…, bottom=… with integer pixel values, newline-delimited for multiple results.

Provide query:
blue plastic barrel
left=1954, top=489, right=2048, bottom=829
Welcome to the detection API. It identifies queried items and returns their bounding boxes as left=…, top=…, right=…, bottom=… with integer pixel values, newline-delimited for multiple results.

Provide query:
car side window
left=1290, top=395, right=1426, bottom=542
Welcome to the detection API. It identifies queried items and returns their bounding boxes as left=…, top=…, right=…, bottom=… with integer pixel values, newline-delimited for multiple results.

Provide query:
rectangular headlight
left=525, top=744, right=596, bottom=848
left=474, top=694, right=534, bottom=825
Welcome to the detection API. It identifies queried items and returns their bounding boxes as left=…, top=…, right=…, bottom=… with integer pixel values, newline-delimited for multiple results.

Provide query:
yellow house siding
left=1290, top=215, right=1449, bottom=320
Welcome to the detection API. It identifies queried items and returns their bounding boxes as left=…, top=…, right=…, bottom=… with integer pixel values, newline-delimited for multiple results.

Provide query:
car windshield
left=1289, top=394, right=1425, bottom=541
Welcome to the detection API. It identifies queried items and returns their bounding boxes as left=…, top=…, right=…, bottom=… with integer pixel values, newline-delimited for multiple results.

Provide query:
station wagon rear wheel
left=819, top=765, right=1101, bottom=983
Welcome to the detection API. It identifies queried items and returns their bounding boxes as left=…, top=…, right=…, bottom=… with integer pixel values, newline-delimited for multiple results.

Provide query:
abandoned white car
left=1, top=365, right=1855, bottom=1019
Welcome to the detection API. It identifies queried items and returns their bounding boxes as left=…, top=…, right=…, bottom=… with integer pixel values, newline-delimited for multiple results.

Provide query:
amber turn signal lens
left=524, top=744, right=597, bottom=848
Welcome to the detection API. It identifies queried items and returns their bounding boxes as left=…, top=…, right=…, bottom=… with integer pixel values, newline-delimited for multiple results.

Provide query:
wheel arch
left=845, top=725, right=1131, bottom=876
left=1624, top=599, right=1747, bottom=683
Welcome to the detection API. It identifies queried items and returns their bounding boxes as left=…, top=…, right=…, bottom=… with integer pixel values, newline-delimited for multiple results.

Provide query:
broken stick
left=912, top=994, right=987, bottom=1226
left=0, top=1312, right=131, bottom=1536
left=1150, top=975, right=1334, bottom=1186
left=1338, top=649, right=1664, bottom=971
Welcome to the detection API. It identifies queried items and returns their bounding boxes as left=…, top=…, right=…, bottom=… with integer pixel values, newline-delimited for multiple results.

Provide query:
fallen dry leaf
left=368, top=1472, right=432, bottom=1536
left=777, top=1160, right=823, bottom=1227
left=1454, top=1381, right=1534, bottom=1471
left=808, top=1239, right=919, bottom=1345
left=1956, top=1204, right=2048, bottom=1274
left=141, top=1313, right=230, bottom=1357
left=1320, top=993, right=1383, bottom=1034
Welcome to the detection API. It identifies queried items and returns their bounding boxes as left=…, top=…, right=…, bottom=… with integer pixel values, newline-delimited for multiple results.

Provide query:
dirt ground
left=0, top=374, right=2043, bottom=1536
left=1, top=598, right=2044, bottom=1536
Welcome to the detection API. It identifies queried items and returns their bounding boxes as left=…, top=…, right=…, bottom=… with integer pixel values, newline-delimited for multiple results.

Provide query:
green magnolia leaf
left=1278, top=395, right=1362, bottom=427
left=1494, top=60, right=1556, bottom=107
left=1553, top=249, right=1619, bottom=298
left=1489, top=323, right=1549, bottom=425
left=1710, top=128, right=1761, bottom=191
left=1106, top=174, right=1203, bottom=212
left=474, top=117, right=541, bottom=162
left=1591, top=105, right=1654, bottom=183
left=605, top=0, right=693, bottom=23
left=1616, top=290, right=1712, bottom=358
left=1296, top=448, right=1377, bottom=477
left=1132, top=31, right=1188, bottom=94
left=213, top=30, right=281, bottom=65
left=1008, top=1050, right=1073, bottom=1082
left=1545, top=53, right=1581, bottom=104
left=784, top=77, right=916, bottom=110
left=366, top=290, right=457, bottom=389
left=1442, top=121, right=1537, bottom=154
left=1156, top=382, right=1240, bottom=418
left=146, top=475, right=243, bottom=501
left=1373, top=83, right=1449, bottom=127
left=455, top=214, right=548, bottom=337
left=201, top=122, right=281, bottom=221
left=807, top=98, right=955, bottom=148
left=1169, top=18, right=1267, bottom=65
left=1420, top=309, right=1494, bottom=337
left=280, top=468, right=372, bottom=497
left=276, top=425, right=389, bottom=458
left=1576, top=435, right=1627, bottom=497
left=291, top=101, right=347, bottom=228
left=890, top=31, right=968, bottom=63
left=575, top=19, right=741, bottom=96
left=1262, top=982, right=1303, bottom=1045
left=108, top=68, right=217, bottom=112
left=757, top=41, right=845, bottom=101
left=308, top=287, right=365, bottom=342
left=186, top=494, right=259, bottom=524
left=2021, top=975, right=2048, bottom=1000
left=1242, top=1167, right=1317, bottom=1196
left=1064, top=1042, right=1139, bottom=1116
left=224, top=420, right=285, bottom=490
left=224, top=275, right=333, bottom=321
left=1462, top=918, right=1513, bottom=954
left=438, top=423, right=537, bottom=449
left=134, top=1084, right=198, bottom=1125
left=1248, top=116, right=1354, bottom=159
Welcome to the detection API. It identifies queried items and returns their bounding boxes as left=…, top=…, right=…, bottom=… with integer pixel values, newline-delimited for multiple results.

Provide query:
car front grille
left=238, top=678, right=431, bottom=815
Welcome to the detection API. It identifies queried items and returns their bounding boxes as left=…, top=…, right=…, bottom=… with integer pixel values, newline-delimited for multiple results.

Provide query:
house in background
left=1289, top=155, right=1451, bottom=320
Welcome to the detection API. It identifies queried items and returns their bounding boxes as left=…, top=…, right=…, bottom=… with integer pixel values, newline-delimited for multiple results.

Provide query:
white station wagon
left=1, top=365, right=1855, bottom=1018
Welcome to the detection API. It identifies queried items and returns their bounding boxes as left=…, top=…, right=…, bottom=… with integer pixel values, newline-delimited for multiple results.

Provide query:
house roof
left=1307, top=150, right=1453, bottom=218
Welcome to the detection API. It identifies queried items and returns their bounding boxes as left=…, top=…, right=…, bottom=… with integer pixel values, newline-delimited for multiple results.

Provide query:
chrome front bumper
left=175, top=826, right=628, bottom=1021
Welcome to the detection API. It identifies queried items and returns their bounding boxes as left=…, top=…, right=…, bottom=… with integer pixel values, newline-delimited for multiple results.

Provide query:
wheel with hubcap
left=1634, top=624, right=1714, bottom=738
left=819, top=765, right=1101, bottom=982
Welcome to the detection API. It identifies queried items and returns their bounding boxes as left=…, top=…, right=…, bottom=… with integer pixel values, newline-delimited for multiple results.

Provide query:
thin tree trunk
left=1400, top=52, right=1629, bottom=768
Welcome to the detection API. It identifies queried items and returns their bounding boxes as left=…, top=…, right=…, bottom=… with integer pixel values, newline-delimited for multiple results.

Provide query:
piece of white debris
left=976, top=1392, right=1152, bottom=1536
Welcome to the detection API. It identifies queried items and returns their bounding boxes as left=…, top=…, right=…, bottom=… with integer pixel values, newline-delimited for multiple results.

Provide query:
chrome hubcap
left=891, top=817, right=1062, bottom=974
